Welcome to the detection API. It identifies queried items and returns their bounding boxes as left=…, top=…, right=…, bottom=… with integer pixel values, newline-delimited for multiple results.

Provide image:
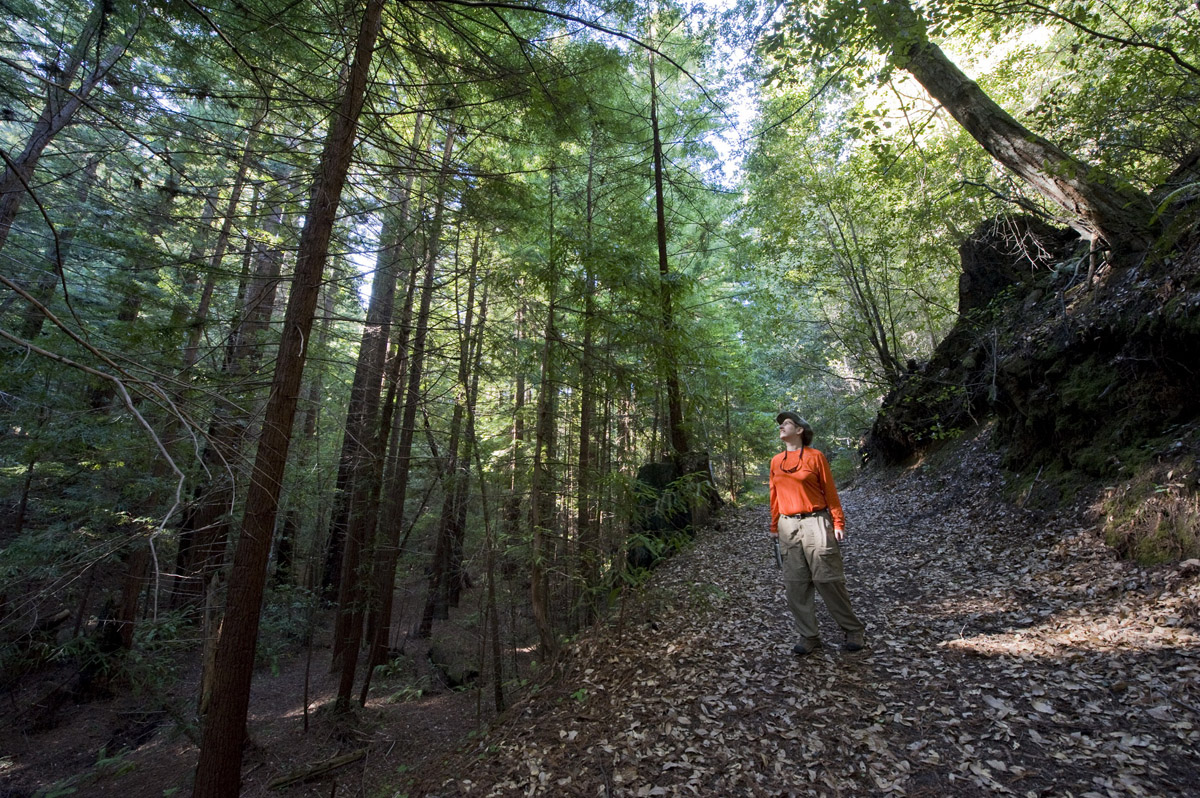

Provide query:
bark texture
left=190, top=2, right=384, bottom=794
left=649, top=51, right=690, bottom=456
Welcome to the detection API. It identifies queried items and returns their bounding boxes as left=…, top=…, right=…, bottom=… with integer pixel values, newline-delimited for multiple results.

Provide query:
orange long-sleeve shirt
left=769, top=446, right=845, bottom=534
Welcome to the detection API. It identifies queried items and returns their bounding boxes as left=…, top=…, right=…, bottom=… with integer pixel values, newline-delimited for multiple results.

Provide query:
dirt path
left=413, top=436, right=1200, bottom=796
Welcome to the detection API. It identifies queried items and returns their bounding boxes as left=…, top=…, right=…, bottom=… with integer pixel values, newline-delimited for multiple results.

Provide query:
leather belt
left=781, top=508, right=827, bottom=519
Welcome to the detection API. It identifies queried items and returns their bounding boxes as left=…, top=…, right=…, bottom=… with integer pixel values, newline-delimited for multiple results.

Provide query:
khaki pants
left=777, top=513, right=864, bottom=643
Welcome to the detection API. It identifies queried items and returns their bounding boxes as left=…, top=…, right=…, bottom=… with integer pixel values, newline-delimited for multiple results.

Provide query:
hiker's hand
left=834, top=527, right=845, bottom=542
left=769, top=531, right=778, bottom=538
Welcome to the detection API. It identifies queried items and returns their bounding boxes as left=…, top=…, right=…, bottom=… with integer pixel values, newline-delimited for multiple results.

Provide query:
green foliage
left=385, top=678, right=434, bottom=705
left=121, top=609, right=197, bottom=694
left=2, top=4, right=1195, bottom=785
left=255, top=585, right=319, bottom=675
left=34, top=779, right=80, bottom=798
left=29, top=746, right=139, bottom=798
left=687, top=581, right=730, bottom=612
left=957, top=0, right=1200, bottom=186
left=747, top=0, right=1198, bottom=469
left=369, top=652, right=435, bottom=704
left=829, top=450, right=860, bottom=484
left=621, top=531, right=673, bottom=575
left=1103, top=473, right=1200, bottom=564
left=653, top=471, right=714, bottom=527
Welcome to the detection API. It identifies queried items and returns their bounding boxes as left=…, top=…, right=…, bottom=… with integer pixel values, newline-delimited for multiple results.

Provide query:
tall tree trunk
left=324, top=112, right=427, bottom=598
left=468, top=387, right=505, bottom=713
left=866, top=0, right=1156, bottom=250
left=530, top=291, right=558, bottom=660
left=503, top=301, right=527, bottom=551
left=530, top=173, right=559, bottom=661
left=301, top=282, right=335, bottom=442
left=821, top=209, right=906, bottom=385
left=576, top=136, right=600, bottom=628
left=168, top=189, right=217, bottom=357
left=87, top=153, right=180, bottom=410
left=418, top=251, right=475, bottom=635
left=724, top=387, right=736, bottom=501
left=272, top=511, right=297, bottom=587
left=17, top=157, right=99, bottom=339
left=418, top=232, right=484, bottom=638
left=450, top=273, right=488, bottom=608
left=350, top=123, right=457, bottom=706
left=174, top=185, right=286, bottom=613
left=0, top=5, right=138, bottom=255
left=182, top=102, right=272, bottom=373
left=115, top=540, right=151, bottom=651
left=327, top=231, right=420, bottom=627
left=325, top=179, right=411, bottom=671
left=600, top=391, right=614, bottom=551
left=648, top=49, right=689, bottom=456
left=190, top=2, right=384, bottom=794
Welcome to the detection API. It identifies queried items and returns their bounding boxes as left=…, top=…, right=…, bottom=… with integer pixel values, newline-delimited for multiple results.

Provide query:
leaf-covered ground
left=413, top=430, right=1200, bottom=797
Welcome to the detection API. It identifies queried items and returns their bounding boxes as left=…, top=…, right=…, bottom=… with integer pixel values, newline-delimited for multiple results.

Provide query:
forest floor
left=3, top=424, right=1200, bottom=797
left=409, top=426, right=1200, bottom=797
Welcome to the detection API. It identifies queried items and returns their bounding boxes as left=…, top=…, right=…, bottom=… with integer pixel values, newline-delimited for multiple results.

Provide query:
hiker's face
left=779, top=420, right=801, bottom=443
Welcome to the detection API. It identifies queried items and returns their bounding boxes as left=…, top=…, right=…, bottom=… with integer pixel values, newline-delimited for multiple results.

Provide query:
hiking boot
left=792, top=639, right=821, bottom=656
left=844, top=631, right=865, bottom=652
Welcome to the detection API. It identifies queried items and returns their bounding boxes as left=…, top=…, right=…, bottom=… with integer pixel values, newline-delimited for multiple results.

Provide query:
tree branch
left=417, top=0, right=729, bottom=117
left=0, top=327, right=185, bottom=531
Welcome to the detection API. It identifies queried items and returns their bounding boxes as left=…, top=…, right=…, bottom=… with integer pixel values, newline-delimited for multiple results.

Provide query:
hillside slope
left=411, top=425, right=1200, bottom=797
left=866, top=216, right=1200, bottom=563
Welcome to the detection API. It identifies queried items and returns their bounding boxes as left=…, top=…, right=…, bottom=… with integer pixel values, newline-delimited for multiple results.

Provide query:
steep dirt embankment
left=412, top=427, right=1200, bottom=797
left=865, top=217, right=1200, bottom=561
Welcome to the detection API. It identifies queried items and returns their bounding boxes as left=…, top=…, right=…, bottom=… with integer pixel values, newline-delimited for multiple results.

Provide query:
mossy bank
left=864, top=215, right=1200, bottom=563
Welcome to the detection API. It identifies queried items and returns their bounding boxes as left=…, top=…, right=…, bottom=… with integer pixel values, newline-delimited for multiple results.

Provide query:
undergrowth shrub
left=255, top=584, right=319, bottom=674
left=1104, top=472, right=1200, bottom=564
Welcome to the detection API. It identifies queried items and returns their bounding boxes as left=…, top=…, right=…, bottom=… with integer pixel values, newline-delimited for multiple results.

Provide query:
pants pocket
left=779, top=519, right=803, bottom=552
left=810, top=519, right=845, bottom=582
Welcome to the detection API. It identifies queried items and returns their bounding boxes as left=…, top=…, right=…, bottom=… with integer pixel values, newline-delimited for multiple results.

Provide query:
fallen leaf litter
left=418, top=432, right=1200, bottom=797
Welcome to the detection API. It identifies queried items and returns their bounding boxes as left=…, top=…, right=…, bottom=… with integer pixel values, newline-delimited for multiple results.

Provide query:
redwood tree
left=191, top=0, right=385, bottom=793
left=870, top=0, right=1157, bottom=248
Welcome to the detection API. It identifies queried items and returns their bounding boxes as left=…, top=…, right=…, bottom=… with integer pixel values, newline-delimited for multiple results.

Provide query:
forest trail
left=414, top=431, right=1200, bottom=797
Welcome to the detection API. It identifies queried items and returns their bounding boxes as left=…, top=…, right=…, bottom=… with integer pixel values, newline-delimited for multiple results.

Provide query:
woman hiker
left=769, top=412, right=866, bottom=655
